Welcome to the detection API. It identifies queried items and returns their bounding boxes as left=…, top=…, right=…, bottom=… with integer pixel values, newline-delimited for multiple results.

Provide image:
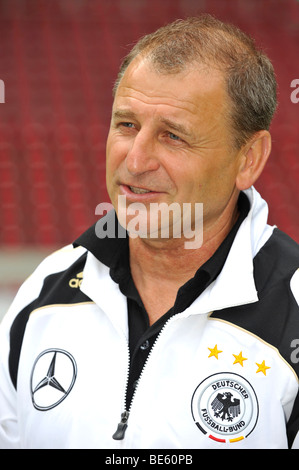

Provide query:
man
left=1, top=15, right=299, bottom=449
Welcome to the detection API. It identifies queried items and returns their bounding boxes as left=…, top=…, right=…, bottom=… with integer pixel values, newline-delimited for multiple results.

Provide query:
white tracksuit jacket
left=1, top=187, right=299, bottom=449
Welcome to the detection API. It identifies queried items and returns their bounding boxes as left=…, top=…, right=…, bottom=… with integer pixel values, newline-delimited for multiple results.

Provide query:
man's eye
left=121, top=122, right=135, bottom=128
left=168, top=132, right=182, bottom=141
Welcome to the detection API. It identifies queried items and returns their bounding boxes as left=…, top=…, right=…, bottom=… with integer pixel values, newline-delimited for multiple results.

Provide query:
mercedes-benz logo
left=30, top=349, right=77, bottom=411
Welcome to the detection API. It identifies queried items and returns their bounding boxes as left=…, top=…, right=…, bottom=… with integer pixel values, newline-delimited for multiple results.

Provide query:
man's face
left=106, top=58, right=242, bottom=242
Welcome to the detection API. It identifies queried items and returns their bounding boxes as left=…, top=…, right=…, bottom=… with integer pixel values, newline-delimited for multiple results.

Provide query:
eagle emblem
left=211, top=392, right=241, bottom=422
left=191, top=372, right=259, bottom=443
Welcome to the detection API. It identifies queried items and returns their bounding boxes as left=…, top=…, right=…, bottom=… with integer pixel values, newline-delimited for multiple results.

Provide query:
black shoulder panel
left=211, top=228, right=299, bottom=372
left=9, top=252, right=90, bottom=389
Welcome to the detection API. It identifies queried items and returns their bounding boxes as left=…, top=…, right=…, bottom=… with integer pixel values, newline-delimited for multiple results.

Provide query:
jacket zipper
left=112, top=317, right=173, bottom=440
left=112, top=342, right=131, bottom=440
left=112, top=410, right=130, bottom=440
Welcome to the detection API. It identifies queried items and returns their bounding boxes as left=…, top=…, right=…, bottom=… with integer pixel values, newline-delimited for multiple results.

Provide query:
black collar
left=74, top=192, right=250, bottom=311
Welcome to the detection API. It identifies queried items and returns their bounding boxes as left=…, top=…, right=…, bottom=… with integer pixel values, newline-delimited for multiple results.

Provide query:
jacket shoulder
left=253, top=228, right=299, bottom=303
left=212, top=228, right=299, bottom=372
left=5, top=244, right=90, bottom=389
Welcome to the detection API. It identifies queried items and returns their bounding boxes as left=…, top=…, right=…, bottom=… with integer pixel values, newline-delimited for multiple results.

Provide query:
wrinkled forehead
left=113, top=56, right=230, bottom=128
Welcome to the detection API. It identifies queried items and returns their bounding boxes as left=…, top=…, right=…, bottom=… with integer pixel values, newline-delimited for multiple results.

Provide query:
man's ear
left=236, top=130, right=272, bottom=191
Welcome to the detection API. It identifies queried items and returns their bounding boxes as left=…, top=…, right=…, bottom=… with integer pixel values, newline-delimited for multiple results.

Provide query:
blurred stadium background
left=0, top=0, right=298, bottom=322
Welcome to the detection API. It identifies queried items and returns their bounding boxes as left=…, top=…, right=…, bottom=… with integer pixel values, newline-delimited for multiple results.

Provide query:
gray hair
left=113, top=15, right=277, bottom=149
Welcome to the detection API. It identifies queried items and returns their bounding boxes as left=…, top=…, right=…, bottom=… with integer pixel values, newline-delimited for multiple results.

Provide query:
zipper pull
left=112, top=411, right=130, bottom=440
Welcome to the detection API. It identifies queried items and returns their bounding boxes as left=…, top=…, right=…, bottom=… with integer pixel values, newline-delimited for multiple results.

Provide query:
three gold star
left=207, top=344, right=271, bottom=375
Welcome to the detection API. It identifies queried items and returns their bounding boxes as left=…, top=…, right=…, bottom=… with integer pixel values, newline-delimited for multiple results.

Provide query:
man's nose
left=125, top=130, right=160, bottom=176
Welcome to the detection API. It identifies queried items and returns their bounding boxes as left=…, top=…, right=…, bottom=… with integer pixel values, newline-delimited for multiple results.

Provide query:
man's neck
left=129, top=200, right=240, bottom=324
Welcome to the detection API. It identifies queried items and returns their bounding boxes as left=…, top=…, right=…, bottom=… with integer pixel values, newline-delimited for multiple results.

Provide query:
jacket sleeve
left=0, top=275, right=38, bottom=449
left=0, top=312, right=19, bottom=448
left=289, top=269, right=299, bottom=449
left=289, top=392, right=299, bottom=449
left=0, top=244, right=80, bottom=448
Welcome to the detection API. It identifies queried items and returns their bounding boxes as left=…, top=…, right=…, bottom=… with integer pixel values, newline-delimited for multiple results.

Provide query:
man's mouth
left=128, top=186, right=153, bottom=194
